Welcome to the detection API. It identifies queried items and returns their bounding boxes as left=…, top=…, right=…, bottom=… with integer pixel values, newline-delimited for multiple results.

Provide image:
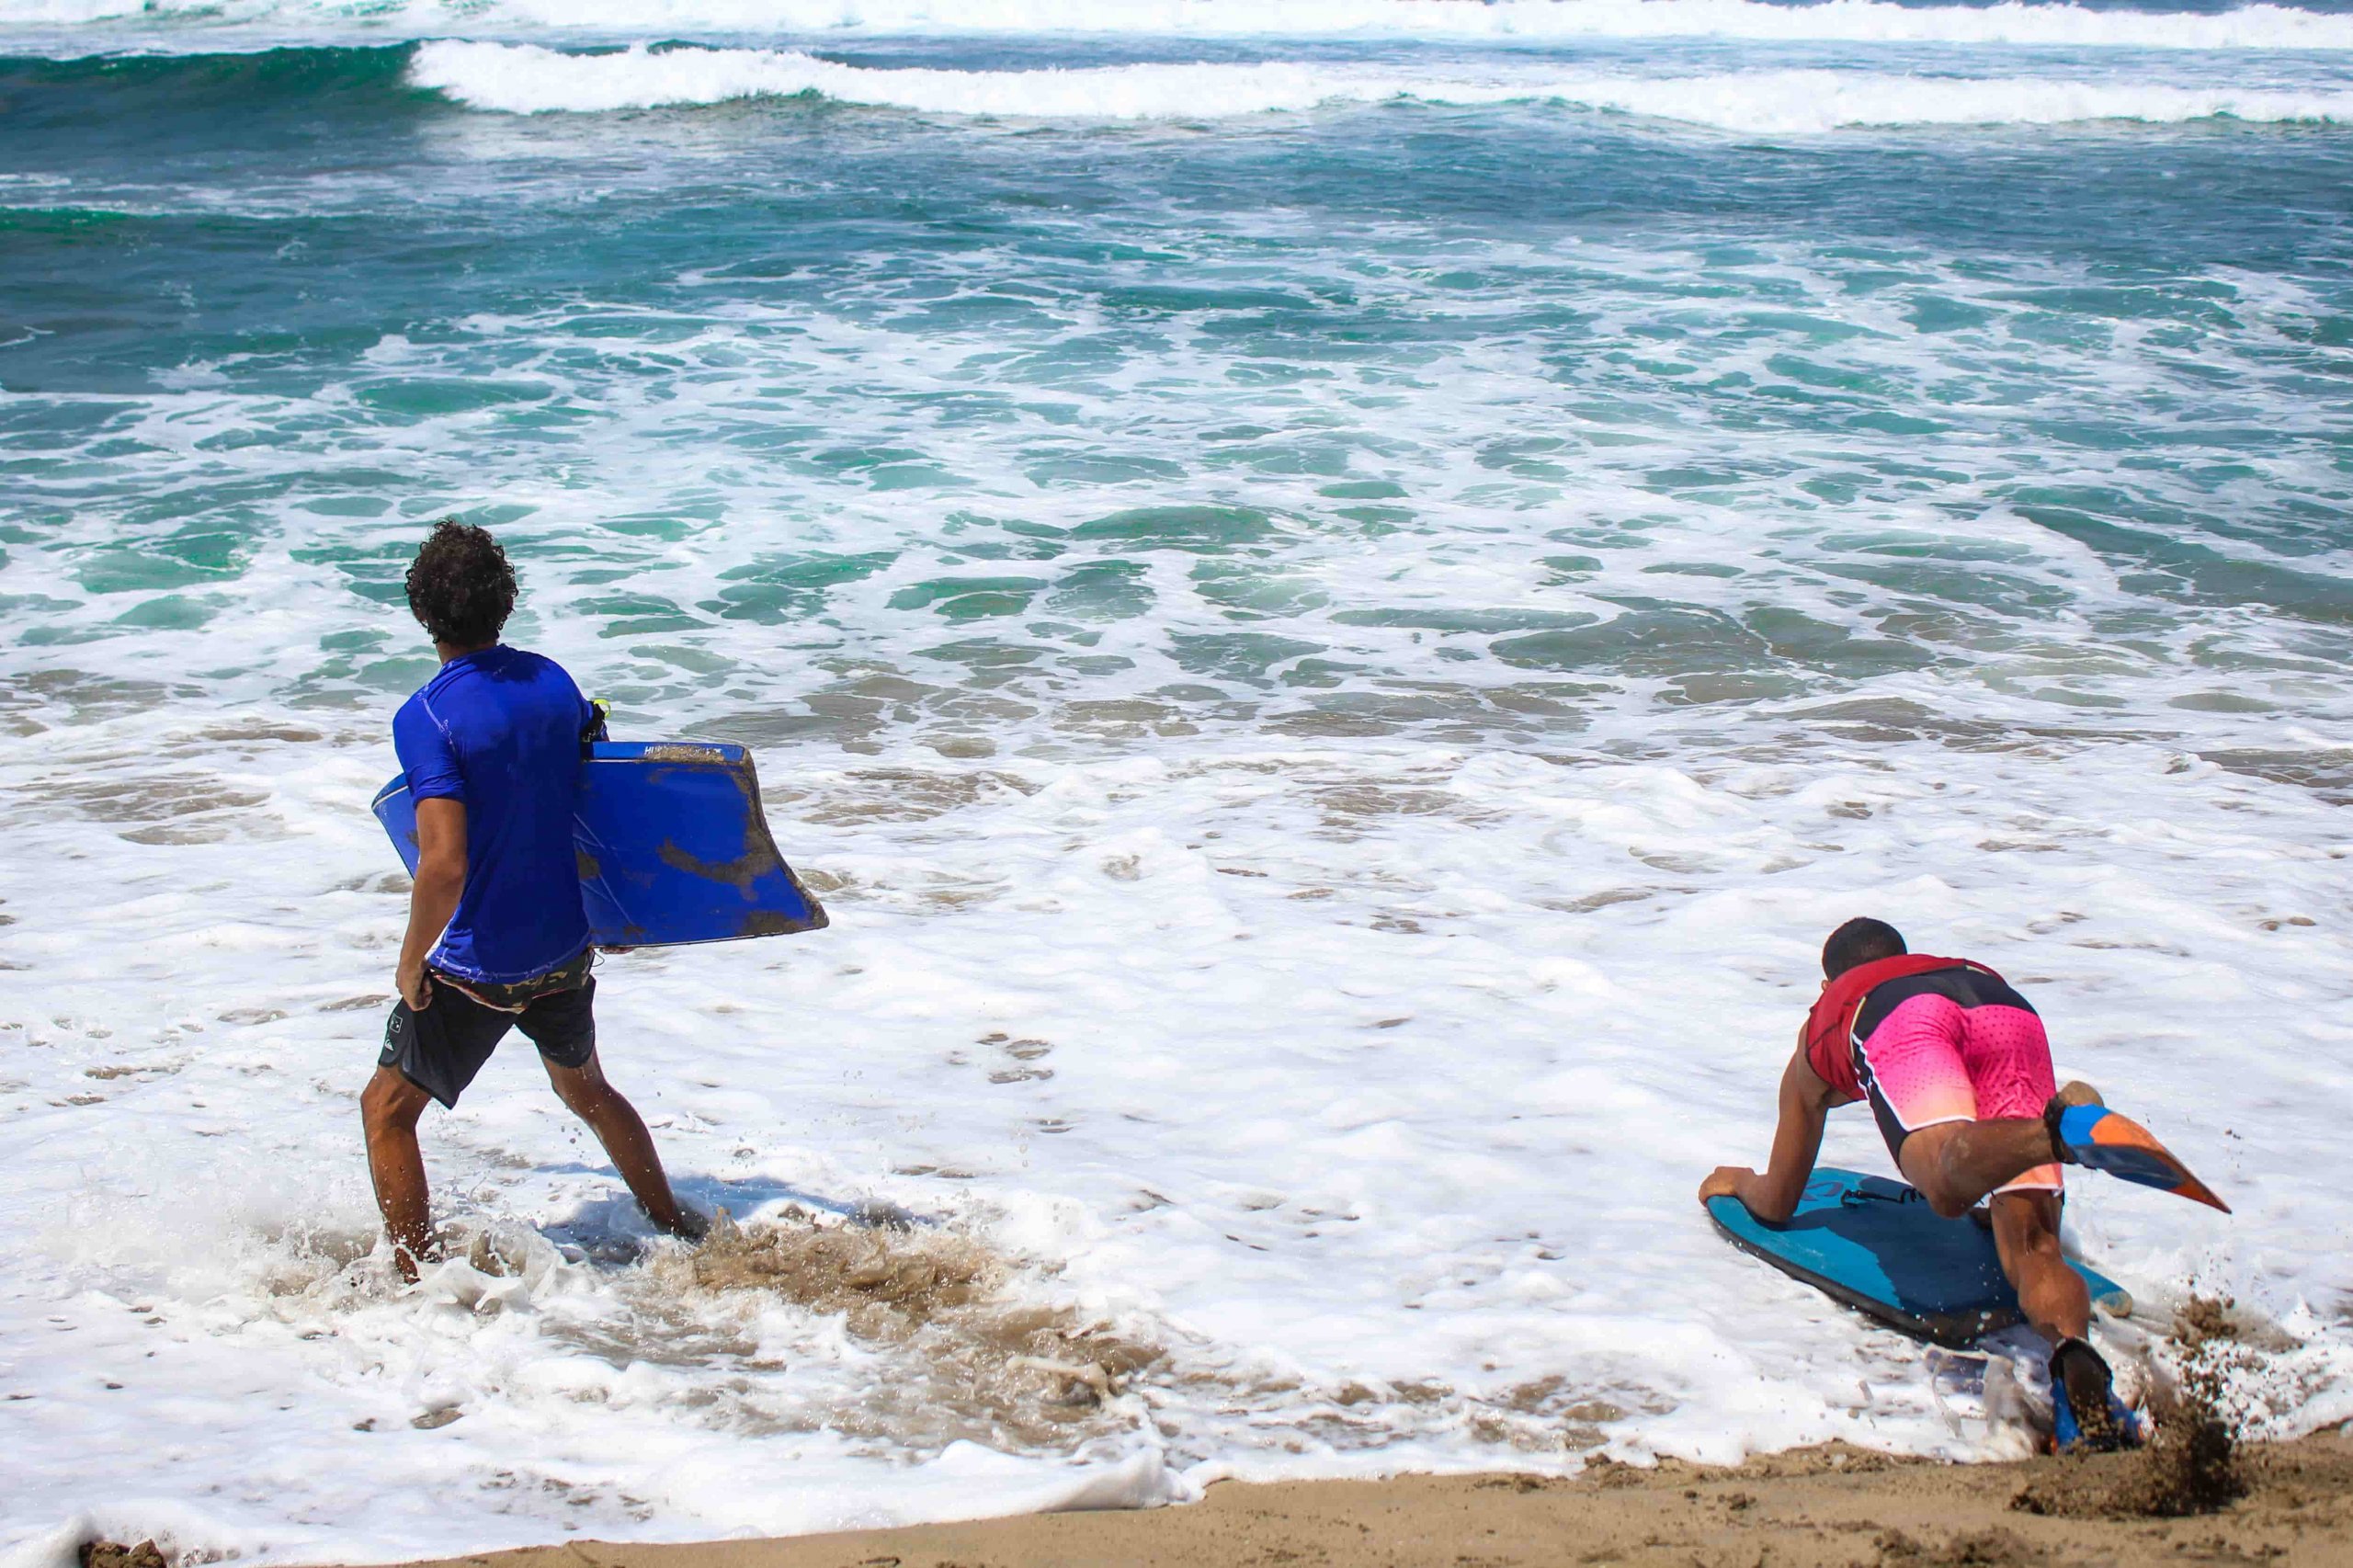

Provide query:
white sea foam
left=2, top=716, right=2347, bottom=1566
left=408, top=40, right=2353, bottom=128
left=11, top=0, right=2353, bottom=51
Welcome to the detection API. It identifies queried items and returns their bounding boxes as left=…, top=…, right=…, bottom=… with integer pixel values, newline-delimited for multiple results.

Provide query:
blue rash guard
left=392, top=644, right=595, bottom=985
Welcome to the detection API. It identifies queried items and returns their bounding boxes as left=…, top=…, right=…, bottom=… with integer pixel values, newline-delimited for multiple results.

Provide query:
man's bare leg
left=1896, top=1119, right=2058, bottom=1217
left=544, top=1050, right=706, bottom=1240
left=361, top=1065, right=438, bottom=1281
left=1896, top=1081, right=2104, bottom=1218
left=1989, top=1188, right=2090, bottom=1342
left=1991, top=1187, right=2134, bottom=1446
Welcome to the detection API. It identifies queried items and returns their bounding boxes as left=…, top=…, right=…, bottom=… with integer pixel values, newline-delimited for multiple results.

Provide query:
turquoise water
left=6, top=27, right=2351, bottom=763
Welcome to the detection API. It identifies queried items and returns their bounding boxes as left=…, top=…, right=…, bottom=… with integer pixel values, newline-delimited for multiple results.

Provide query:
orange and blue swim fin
left=2049, top=1103, right=2230, bottom=1213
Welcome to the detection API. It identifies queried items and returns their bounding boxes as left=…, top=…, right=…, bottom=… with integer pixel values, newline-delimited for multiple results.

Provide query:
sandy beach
left=397, top=1430, right=2353, bottom=1568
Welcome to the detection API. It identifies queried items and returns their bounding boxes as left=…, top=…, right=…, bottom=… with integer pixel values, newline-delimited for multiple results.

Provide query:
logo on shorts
left=1848, top=1033, right=1881, bottom=1096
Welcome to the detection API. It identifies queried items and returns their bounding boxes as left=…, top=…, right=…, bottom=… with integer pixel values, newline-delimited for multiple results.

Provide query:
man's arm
left=395, top=797, right=466, bottom=1010
left=1697, top=1037, right=1836, bottom=1223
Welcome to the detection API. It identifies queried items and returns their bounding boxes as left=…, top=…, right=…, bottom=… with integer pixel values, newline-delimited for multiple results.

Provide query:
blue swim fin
left=2046, top=1101, right=2230, bottom=1213
left=2049, top=1337, right=2146, bottom=1453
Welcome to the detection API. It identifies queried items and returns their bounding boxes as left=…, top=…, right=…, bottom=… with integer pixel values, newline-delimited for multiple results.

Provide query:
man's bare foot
left=390, top=1233, right=448, bottom=1284
left=657, top=1203, right=711, bottom=1244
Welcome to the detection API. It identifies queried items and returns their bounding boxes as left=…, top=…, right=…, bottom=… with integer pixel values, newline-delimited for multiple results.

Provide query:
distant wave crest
left=408, top=40, right=2353, bottom=131
left=16, top=0, right=2353, bottom=51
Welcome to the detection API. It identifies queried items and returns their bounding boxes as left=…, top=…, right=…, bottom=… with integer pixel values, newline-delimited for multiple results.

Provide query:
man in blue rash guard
left=360, top=519, right=706, bottom=1279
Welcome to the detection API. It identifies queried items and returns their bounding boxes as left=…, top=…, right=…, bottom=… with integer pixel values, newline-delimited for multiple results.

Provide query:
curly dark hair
left=405, top=518, right=517, bottom=648
left=1822, top=916, right=1906, bottom=980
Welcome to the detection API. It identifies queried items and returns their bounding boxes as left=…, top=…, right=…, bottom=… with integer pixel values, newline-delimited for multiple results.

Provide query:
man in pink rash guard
left=1699, top=917, right=2137, bottom=1449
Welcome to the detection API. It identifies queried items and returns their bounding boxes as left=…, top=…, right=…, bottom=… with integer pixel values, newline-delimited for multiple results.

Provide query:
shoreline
left=389, top=1430, right=2353, bottom=1568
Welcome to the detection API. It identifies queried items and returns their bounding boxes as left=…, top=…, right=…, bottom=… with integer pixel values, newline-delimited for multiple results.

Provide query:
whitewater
left=405, top=41, right=2353, bottom=126
left=3, top=0, right=2352, bottom=1564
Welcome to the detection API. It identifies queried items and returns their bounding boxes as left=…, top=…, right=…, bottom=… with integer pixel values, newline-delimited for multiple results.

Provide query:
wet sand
left=404, top=1429, right=2353, bottom=1568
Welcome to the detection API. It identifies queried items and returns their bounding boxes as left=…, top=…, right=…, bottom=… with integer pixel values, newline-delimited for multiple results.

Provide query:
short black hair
left=405, top=518, right=516, bottom=648
left=1823, top=917, right=1905, bottom=979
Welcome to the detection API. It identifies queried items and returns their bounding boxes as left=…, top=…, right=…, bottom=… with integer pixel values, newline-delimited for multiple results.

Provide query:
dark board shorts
left=381, top=971, right=597, bottom=1108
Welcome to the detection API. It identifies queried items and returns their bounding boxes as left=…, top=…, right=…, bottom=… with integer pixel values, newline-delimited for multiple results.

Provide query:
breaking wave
left=408, top=41, right=2353, bottom=130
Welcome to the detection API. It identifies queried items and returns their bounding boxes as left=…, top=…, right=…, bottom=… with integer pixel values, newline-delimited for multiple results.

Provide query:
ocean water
left=4, top=0, right=2352, bottom=1561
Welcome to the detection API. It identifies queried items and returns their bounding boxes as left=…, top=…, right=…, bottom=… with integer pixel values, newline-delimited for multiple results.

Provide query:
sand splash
left=649, top=1208, right=1164, bottom=1450
left=2012, top=1295, right=2253, bottom=1519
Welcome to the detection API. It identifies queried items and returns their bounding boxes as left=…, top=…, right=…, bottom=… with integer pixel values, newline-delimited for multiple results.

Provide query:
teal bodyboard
left=1708, top=1168, right=2130, bottom=1348
left=372, top=740, right=828, bottom=950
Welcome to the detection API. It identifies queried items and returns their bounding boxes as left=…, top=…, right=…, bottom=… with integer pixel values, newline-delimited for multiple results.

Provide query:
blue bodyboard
left=1708, top=1168, right=2130, bottom=1348
left=372, top=741, right=828, bottom=950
